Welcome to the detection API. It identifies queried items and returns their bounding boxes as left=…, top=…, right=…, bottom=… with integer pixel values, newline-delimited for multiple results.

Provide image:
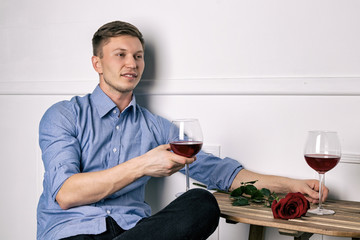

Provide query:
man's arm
left=56, top=144, right=195, bottom=210
left=230, top=169, right=328, bottom=203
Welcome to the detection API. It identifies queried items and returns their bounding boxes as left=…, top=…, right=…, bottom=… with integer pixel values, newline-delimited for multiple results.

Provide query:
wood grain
left=213, top=192, right=360, bottom=238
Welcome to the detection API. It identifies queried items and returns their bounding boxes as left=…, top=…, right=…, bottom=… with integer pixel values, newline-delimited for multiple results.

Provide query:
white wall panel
left=2, top=93, right=358, bottom=239
left=1, top=0, right=360, bottom=82
left=1, top=0, right=359, bottom=239
left=0, top=95, right=72, bottom=239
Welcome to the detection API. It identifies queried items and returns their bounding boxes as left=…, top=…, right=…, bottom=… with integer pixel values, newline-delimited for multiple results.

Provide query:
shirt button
left=106, top=210, right=111, bottom=214
left=116, top=125, right=120, bottom=130
left=113, top=110, right=117, bottom=114
left=113, top=148, right=117, bottom=153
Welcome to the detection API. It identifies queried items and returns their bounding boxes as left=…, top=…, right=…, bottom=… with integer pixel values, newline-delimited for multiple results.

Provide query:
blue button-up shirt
left=37, top=85, right=243, bottom=240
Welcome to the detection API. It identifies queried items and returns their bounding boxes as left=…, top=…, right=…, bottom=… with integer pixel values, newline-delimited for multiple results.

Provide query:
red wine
left=170, top=141, right=203, bottom=158
left=304, top=154, right=340, bottom=173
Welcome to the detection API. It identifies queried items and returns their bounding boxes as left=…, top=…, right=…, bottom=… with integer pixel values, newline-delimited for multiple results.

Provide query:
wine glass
left=304, top=130, right=341, bottom=215
left=169, top=119, right=203, bottom=197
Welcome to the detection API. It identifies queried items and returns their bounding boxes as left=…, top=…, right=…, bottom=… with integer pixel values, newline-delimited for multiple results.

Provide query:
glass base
left=307, top=208, right=335, bottom=215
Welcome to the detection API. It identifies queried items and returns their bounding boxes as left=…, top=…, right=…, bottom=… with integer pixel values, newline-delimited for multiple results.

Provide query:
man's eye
left=117, top=53, right=125, bottom=57
left=135, top=55, right=143, bottom=59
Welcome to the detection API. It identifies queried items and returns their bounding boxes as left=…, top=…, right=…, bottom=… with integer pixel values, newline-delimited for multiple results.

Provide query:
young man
left=37, top=21, right=328, bottom=240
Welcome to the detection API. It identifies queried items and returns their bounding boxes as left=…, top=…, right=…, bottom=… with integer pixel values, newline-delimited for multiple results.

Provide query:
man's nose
left=125, top=55, right=137, bottom=68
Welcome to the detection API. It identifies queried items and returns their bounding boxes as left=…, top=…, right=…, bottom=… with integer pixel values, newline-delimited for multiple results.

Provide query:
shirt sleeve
left=39, top=101, right=81, bottom=201
left=188, top=151, right=243, bottom=191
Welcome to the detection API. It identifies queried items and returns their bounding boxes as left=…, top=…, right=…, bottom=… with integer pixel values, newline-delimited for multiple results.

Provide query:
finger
left=310, top=180, right=329, bottom=202
left=321, top=186, right=329, bottom=202
left=170, top=152, right=195, bottom=165
left=306, top=190, right=320, bottom=202
left=173, top=164, right=186, bottom=173
left=183, top=157, right=196, bottom=165
left=302, top=182, right=320, bottom=202
left=173, top=157, right=195, bottom=165
left=163, top=144, right=171, bottom=150
left=305, top=196, right=318, bottom=204
left=166, top=160, right=188, bottom=175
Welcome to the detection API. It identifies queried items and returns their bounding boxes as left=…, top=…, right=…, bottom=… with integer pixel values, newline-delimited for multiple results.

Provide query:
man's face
left=93, top=35, right=145, bottom=95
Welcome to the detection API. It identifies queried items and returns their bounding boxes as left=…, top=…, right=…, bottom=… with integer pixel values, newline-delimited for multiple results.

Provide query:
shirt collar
left=91, top=85, right=137, bottom=118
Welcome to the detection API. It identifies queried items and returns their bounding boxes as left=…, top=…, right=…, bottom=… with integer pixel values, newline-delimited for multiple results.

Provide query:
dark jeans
left=61, top=188, right=220, bottom=240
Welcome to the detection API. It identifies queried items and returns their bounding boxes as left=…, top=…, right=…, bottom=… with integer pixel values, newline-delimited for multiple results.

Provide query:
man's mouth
left=121, top=73, right=138, bottom=79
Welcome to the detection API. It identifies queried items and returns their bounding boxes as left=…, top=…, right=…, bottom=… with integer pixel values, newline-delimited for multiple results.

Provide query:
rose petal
left=271, top=193, right=310, bottom=220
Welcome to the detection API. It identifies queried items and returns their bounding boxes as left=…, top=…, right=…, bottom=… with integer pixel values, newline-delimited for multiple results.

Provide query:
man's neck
left=99, top=85, right=133, bottom=112
left=110, top=92, right=133, bottom=113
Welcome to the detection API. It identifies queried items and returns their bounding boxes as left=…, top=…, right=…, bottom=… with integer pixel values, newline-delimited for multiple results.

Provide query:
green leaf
left=252, top=198, right=264, bottom=203
left=244, top=185, right=258, bottom=195
left=251, top=190, right=264, bottom=200
left=230, top=180, right=277, bottom=208
left=192, top=182, right=207, bottom=188
left=230, top=187, right=243, bottom=197
left=232, top=197, right=249, bottom=206
left=216, top=189, right=230, bottom=194
left=241, top=180, right=258, bottom=185
left=260, top=188, right=271, bottom=197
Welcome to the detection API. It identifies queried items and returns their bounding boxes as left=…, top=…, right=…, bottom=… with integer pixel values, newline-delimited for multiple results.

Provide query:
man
left=37, top=21, right=328, bottom=240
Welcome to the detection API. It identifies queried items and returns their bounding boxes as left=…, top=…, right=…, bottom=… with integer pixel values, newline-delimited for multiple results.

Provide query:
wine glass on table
left=169, top=119, right=203, bottom=197
left=304, top=130, right=341, bottom=215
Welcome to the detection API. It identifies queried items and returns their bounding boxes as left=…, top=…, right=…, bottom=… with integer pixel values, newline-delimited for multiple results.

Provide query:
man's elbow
left=56, top=191, right=73, bottom=210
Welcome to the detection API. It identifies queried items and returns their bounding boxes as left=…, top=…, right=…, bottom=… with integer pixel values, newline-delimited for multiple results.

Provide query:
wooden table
left=213, top=192, right=360, bottom=240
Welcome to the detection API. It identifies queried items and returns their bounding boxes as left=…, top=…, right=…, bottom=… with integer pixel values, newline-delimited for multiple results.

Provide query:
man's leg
left=114, top=188, right=220, bottom=240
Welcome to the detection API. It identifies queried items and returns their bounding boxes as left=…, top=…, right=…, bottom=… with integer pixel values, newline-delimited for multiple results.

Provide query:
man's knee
left=181, top=189, right=220, bottom=239
left=188, top=188, right=220, bottom=214
left=184, top=188, right=220, bottom=224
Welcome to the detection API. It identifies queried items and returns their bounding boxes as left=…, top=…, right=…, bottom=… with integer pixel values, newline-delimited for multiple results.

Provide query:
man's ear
left=91, top=56, right=103, bottom=74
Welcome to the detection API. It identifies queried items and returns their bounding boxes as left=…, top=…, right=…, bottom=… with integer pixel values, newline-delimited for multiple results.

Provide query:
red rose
left=271, top=192, right=310, bottom=220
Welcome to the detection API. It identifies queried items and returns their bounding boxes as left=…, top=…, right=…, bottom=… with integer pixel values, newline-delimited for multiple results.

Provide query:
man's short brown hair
left=92, top=21, right=145, bottom=58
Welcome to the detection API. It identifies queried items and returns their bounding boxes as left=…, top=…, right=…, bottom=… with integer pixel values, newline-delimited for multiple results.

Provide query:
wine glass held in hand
left=304, top=130, right=341, bottom=215
left=169, top=119, right=203, bottom=196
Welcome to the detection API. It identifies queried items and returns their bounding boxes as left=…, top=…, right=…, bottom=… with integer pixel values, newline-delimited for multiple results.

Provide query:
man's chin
left=100, top=79, right=140, bottom=95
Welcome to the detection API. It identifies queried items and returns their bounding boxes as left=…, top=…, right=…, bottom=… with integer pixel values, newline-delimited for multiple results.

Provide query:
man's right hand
left=139, top=144, right=196, bottom=177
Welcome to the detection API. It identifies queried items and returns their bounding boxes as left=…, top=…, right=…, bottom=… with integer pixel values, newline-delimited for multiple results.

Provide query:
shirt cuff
left=207, top=157, right=243, bottom=191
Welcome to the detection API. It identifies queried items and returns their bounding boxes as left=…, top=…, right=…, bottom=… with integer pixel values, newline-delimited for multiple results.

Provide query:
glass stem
left=318, top=173, right=325, bottom=211
left=186, top=164, right=190, bottom=192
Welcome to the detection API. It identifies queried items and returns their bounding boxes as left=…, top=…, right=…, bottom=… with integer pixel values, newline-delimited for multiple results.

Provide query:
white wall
left=1, top=1, right=359, bottom=239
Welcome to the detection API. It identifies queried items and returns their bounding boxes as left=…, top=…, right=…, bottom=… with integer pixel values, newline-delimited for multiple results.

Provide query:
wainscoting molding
left=3, top=77, right=360, bottom=166
left=341, top=153, right=360, bottom=165
left=1, top=77, right=360, bottom=96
